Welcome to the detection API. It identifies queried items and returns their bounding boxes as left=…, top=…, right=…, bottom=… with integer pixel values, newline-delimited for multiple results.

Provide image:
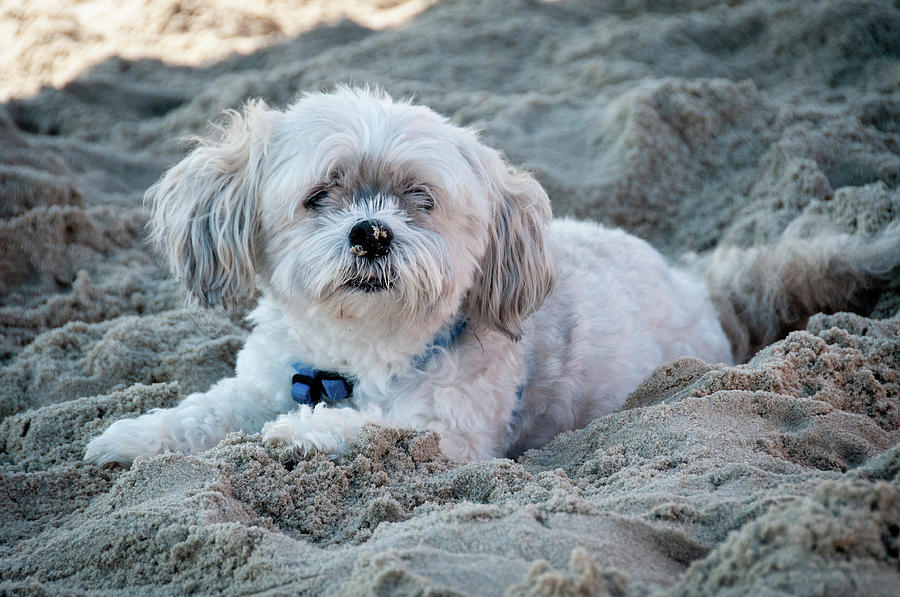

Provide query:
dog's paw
left=259, top=415, right=299, bottom=447
left=261, top=411, right=347, bottom=456
left=84, top=417, right=167, bottom=466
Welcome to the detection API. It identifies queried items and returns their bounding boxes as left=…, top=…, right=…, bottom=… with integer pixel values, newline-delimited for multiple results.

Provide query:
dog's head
left=147, top=87, right=554, bottom=340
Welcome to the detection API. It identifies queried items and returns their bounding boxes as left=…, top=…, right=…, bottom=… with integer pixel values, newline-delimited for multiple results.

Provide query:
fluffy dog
left=84, top=87, right=899, bottom=465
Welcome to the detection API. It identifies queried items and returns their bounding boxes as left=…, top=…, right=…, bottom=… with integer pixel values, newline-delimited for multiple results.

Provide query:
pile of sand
left=1, top=0, right=898, bottom=594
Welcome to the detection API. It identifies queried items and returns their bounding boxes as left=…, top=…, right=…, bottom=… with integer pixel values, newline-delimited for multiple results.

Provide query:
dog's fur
left=84, top=87, right=900, bottom=465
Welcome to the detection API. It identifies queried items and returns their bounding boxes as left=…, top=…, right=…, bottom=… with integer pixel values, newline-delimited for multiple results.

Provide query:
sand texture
left=1, top=0, right=899, bottom=594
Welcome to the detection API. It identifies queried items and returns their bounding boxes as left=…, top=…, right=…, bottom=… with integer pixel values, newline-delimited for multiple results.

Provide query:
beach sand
left=1, top=0, right=898, bottom=594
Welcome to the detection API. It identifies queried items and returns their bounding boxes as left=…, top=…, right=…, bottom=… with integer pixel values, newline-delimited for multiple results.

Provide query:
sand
left=1, top=0, right=899, bottom=594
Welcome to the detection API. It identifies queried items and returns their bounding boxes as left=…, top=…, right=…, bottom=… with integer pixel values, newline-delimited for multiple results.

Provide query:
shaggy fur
left=84, top=88, right=899, bottom=465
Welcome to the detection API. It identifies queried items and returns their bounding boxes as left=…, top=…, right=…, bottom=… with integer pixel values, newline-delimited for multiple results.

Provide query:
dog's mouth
left=345, top=275, right=390, bottom=293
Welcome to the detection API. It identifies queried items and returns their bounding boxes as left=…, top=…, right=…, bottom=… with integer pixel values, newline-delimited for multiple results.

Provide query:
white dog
left=85, top=87, right=899, bottom=465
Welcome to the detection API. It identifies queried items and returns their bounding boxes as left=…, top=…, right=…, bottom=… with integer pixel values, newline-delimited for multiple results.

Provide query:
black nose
left=348, top=219, right=393, bottom=259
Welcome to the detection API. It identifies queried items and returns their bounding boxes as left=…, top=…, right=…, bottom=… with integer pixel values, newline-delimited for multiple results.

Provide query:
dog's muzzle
left=348, top=218, right=393, bottom=260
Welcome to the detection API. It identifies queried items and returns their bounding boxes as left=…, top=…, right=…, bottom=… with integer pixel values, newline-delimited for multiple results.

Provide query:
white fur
left=85, top=87, right=737, bottom=465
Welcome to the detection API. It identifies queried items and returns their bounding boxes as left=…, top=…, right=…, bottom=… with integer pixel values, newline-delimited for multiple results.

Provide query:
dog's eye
left=304, top=187, right=329, bottom=210
left=407, top=185, right=435, bottom=212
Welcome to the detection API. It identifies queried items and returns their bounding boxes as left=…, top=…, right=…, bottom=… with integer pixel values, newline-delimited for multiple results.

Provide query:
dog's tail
left=702, top=220, right=900, bottom=363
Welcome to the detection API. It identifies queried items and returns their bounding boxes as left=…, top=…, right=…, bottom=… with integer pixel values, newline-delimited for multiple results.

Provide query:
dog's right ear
left=146, top=100, right=275, bottom=309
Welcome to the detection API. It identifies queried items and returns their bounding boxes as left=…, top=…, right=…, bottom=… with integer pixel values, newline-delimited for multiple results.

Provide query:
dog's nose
left=348, top=219, right=393, bottom=259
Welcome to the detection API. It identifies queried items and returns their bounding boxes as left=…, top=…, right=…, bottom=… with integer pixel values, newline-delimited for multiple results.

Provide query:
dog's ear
left=462, top=140, right=556, bottom=340
left=146, top=100, right=275, bottom=309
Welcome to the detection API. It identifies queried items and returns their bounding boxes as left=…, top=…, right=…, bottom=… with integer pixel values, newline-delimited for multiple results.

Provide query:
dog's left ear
left=146, top=100, right=276, bottom=309
left=462, top=140, right=556, bottom=340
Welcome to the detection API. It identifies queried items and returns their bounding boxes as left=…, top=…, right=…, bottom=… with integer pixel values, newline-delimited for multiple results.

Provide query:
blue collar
left=290, top=317, right=469, bottom=407
left=410, top=317, right=468, bottom=370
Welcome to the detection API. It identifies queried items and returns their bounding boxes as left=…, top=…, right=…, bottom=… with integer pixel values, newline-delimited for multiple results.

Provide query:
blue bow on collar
left=290, top=364, right=353, bottom=406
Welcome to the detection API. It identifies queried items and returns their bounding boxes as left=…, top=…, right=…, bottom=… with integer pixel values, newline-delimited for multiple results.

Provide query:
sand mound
left=1, top=0, right=898, bottom=594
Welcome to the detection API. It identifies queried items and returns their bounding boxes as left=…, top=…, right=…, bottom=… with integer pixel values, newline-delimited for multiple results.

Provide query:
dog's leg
left=260, top=378, right=517, bottom=461
left=84, top=376, right=292, bottom=466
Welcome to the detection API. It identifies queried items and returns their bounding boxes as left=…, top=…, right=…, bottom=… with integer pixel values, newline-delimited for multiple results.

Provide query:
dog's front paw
left=259, top=415, right=299, bottom=447
left=84, top=417, right=168, bottom=466
left=261, top=410, right=348, bottom=457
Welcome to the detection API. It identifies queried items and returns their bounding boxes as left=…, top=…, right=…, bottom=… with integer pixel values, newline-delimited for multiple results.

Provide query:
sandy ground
left=1, top=0, right=899, bottom=594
